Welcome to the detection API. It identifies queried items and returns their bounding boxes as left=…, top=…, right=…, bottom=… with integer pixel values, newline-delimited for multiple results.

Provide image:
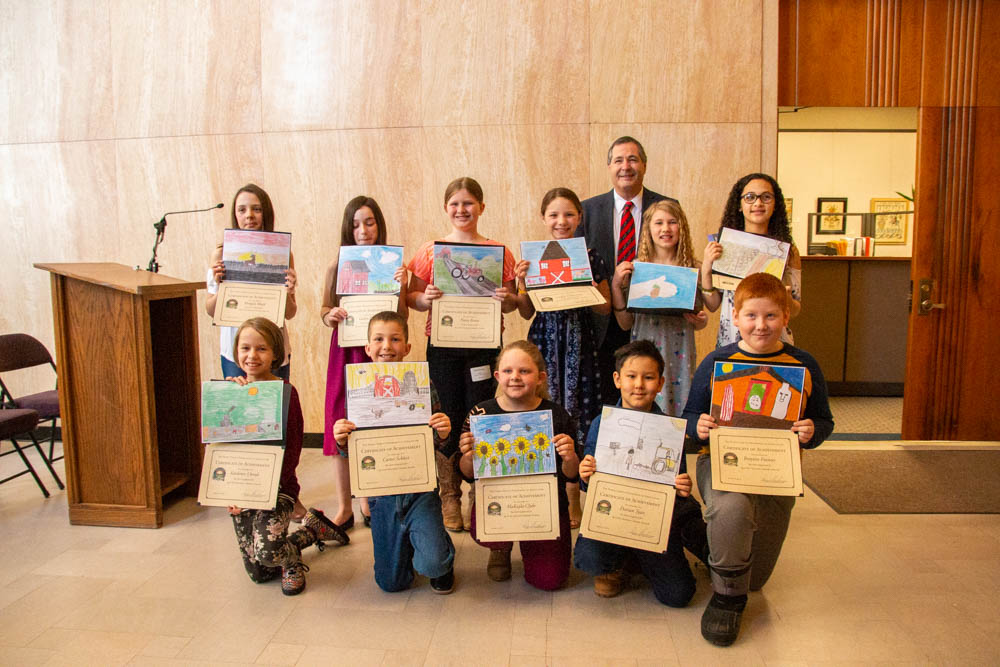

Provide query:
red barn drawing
left=539, top=241, right=572, bottom=284
left=372, top=373, right=401, bottom=397
left=338, top=260, right=369, bottom=293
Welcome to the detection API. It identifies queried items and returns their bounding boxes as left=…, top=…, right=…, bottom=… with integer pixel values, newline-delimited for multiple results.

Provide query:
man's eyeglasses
left=741, top=192, right=774, bottom=205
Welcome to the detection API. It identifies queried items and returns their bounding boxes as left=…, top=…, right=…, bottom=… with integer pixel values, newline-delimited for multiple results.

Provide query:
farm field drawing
left=345, top=362, right=432, bottom=428
left=201, top=380, right=285, bottom=443
left=433, top=243, right=504, bottom=296
left=520, top=238, right=593, bottom=288
left=593, top=406, right=685, bottom=486
left=337, top=245, right=403, bottom=294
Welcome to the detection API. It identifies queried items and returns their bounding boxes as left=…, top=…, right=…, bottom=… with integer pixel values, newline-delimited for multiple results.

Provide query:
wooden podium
left=34, top=263, right=206, bottom=528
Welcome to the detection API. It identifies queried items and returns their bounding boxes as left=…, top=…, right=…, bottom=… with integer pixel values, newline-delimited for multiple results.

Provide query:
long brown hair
left=230, top=184, right=275, bottom=231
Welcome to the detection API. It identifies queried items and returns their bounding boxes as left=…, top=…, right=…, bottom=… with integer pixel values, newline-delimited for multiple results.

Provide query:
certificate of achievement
left=429, top=296, right=502, bottom=348
left=527, top=285, right=605, bottom=312
left=212, top=282, right=287, bottom=327
left=579, top=472, right=676, bottom=553
left=474, top=475, right=560, bottom=542
left=337, top=294, right=399, bottom=347
left=709, top=427, right=802, bottom=496
left=347, top=425, right=437, bottom=497
left=198, top=443, right=284, bottom=509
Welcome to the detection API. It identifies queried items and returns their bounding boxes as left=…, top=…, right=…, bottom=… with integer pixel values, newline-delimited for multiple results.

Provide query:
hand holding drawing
left=428, top=412, right=451, bottom=441
left=211, top=259, right=226, bottom=284
left=333, top=418, right=356, bottom=446
left=421, top=283, right=443, bottom=308
left=578, top=454, right=596, bottom=482
left=674, top=472, right=692, bottom=497
left=612, top=261, right=634, bottom=290
left=458, top=430, right=475, bottom=478
left=791, top=418, right=814, bottom=444
left=696, top=413, right=718, bottom=440
left=284, top=267, right=297, bottom=295
left=683, top=310, right=709, bottom=330
left=393, top=265, right=407, bottom=285
left=514, top=258, right=530, bottom=280
left=227, top=506, right=242, bottom=515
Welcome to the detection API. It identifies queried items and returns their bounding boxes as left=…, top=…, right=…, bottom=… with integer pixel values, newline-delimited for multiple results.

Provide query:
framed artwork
left=870, top=198, right=909, bottom=245
left=785, top=197, right=793, bottom=223
left=816, top=197, right=847, bottom=235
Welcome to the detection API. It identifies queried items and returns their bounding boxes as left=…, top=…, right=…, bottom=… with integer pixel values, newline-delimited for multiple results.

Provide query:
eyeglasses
left=741, top=192, right=774, bottom=205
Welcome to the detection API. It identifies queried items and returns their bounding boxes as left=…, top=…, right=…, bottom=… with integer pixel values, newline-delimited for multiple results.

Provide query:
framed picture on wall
left=785, top=197, right=793, bottom=223
left=816, top=197, right=847, bottom=235
left=870, top=198, right=909, bottom=245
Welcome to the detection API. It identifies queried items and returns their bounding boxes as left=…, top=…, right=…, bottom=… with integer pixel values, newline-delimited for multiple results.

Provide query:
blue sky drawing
left=520, top=238, right=593, bottom=286
left=337, top=245, right=402, bottom=293
left=627, top=263, right=698, bottom=310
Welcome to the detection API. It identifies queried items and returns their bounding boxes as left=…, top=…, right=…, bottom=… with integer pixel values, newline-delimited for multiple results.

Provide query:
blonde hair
left=496, top=340, right=550, bottom=400
left=636, top=200, right=696, bottom=268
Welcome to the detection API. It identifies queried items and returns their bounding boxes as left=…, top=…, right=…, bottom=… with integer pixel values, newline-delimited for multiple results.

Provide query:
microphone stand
left=146, top=203, right=224, bottom=273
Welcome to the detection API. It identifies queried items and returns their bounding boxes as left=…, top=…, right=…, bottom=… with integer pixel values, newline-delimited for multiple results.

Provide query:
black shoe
left=701, top=593, right=747, bottom=646
left=429, top=568, right=455, bottom=595
left=363, top=512, right=371, bottom=528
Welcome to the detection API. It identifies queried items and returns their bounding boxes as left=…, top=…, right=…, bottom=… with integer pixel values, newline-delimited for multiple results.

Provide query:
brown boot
left=593, top=569, right=627, bottom=598
left=437, top=451, right=463, bottom=532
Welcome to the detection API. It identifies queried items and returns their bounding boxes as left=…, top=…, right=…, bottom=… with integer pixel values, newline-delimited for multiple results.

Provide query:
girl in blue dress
left=514, top=188, right=611, bottom=526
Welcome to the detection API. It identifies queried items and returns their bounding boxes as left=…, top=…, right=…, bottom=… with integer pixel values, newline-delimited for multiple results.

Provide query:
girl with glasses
left=700, top=173, right=802, bottom=347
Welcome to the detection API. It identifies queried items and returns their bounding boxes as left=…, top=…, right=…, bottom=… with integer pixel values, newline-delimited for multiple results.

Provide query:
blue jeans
left=369, top=491, right=455, bottom=592
left=573, top=495, right=701, bottom=607
left=220, top=356, right=290, bottom=381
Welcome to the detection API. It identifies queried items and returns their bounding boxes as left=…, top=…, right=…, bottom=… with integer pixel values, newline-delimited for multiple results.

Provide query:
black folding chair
left=0, top=408, right=63, bottom=497
left=0, top=333, right=63, bottom=462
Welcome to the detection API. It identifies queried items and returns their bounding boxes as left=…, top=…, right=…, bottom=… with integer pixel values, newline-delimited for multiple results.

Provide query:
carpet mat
left=801, top=449, right=1000, bottom=514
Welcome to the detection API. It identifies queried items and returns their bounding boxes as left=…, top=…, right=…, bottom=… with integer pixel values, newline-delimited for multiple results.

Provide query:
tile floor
left=1, top=442, right=999, bottom=666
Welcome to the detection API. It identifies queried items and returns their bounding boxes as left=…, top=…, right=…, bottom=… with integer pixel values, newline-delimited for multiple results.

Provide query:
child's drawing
left=345, top=362, right=432, bottom=428
left=201, top=380, right=286, bottom=443
left=336, top=245, right=403, bottom=295
left=712, top=228, right=789, bottom=280
left=470, top=410, right=555, bottom=478
left=433, top=243, right=504, bottom=297
left=593, top=406, right=686, bottom=486
left=626, top=263, right=698, bottom=313
left=710, top=361, right=806, bottom=429
left=520, top=238, right=593, bottom=288
left=222, top=230, right=291, bottom=285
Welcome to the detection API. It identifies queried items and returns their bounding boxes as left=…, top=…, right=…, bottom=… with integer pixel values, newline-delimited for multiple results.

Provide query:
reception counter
left=793, top=256, right=910, bottom=396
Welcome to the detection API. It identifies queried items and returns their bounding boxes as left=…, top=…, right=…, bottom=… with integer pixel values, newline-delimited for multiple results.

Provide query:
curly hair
left=636, top=200, right=696, bottom=268
left=717, top=173, right=793, bottom=244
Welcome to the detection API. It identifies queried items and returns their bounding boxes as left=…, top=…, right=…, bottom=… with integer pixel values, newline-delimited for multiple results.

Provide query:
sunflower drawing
left=532, top=432, right=549, bottom=452
left=513, top=436, right=531, bottom=455
left=475, top=441, right=493, bottom=459
left=494, top=438, right=512, bottom=456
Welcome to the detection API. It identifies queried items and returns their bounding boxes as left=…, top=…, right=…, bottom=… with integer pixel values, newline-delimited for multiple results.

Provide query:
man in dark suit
left=579, top=136, right=677, bottom=409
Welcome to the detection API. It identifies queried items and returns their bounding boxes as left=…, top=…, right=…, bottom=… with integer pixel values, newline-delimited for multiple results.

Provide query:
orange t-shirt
left=408, top=239, right=517, bottom=337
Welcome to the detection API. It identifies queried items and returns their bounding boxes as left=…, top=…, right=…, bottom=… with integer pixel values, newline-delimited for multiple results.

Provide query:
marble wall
left=1, top=0, right=778, bottom=432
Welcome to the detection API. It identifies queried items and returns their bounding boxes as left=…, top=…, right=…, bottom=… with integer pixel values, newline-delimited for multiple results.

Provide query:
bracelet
left=613, top=306, right=627, bottom=312
left=699, top=285, right=718, bottom=294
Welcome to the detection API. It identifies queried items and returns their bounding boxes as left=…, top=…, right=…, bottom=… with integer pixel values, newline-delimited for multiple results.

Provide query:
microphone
left=147, top=203, right=224, bottom=273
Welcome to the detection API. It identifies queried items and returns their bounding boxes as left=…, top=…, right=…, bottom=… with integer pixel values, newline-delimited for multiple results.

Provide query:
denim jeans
left=369, top=491, right=455, bottom=592
left=573, top=494, right=702, bottom=607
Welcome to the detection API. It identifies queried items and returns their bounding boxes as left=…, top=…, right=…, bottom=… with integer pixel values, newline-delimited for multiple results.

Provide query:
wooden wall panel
left=590, top=0, right=763, bottom=122
left=111, top=0, right=261, bottom=138
left=779, top=0, right=922, bottom=107
left=0, top=0, right=113, bottom=143
left=420, top=0, right=588, bottom=126
left=261, top=0, right=422, bottom=131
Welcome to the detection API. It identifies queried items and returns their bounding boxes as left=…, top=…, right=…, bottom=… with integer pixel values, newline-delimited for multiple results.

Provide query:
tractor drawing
left=451, top=263, right=485, bottom=282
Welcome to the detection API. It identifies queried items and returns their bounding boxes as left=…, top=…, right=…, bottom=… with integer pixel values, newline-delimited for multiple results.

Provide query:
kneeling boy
left=683, top=272, right=834, bottom=646
left=574, top=340, right=709, bottom=607
left=333, top=311, right=456, bottom=594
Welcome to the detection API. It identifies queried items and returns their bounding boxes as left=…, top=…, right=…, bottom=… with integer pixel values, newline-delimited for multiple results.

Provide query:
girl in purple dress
left=320, top=197, right=407, bottom=529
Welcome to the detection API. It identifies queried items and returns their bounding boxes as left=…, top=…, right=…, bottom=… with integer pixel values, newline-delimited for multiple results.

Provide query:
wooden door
left=902, top=1, right=1000, bottom=440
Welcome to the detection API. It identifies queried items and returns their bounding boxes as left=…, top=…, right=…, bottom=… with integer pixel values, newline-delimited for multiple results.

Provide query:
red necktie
left=617, top=201, right=635, bottom=263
